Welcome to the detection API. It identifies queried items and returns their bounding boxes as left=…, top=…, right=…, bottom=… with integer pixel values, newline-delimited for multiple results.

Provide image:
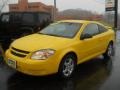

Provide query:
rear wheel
left=58, top=54, right=77, bottom=79
left=103, top=43, right=114, bottom=59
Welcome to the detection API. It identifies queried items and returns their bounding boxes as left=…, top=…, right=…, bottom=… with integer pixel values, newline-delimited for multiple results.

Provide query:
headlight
left=31, top=49, right=55, bottom=60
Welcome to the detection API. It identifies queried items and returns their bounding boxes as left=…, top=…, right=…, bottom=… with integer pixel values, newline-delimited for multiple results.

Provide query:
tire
left=58, top=54, right=77, bottom=79
left=103, top=43, right=115, bottom=59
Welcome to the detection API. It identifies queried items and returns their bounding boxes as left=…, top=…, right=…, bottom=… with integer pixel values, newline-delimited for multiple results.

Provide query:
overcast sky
left=0, top=0, right=120, bottom=13
left=30, top=0, right=106, bottom=13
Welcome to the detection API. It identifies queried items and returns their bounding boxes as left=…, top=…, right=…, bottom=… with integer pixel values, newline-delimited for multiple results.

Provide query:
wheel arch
left=58, top=50, right=78, bottom=70
left=57, top=51, right=78, bottom=78
left=105, top=40, right=114, bottom=51
left=109, top=40, right=114, bottom=45
left=62, top=51, right=78, bottom=63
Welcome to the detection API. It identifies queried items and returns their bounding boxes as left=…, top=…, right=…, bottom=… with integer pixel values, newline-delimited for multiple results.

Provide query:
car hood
left=11, top=34, right=73, bottom=52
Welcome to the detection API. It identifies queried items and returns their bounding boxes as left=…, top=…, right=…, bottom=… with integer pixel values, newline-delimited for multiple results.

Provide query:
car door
left=78, top=23, right=101, bottom=62
left=97, top=24, right=109, bottom=53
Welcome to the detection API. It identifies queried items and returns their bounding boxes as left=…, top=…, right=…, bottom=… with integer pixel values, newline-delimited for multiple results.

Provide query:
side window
left=22, top=13, right=34, bottom=24
left=82, top=23, right=99, bottom=36
left=1, top=14, right=10, bottom=22
left=38, top=13, right=46, bottom=23
left=98, top=24, right=107, bottom=33
left=38, top=13, right=43, bottom=22
left=13, top=13, right=21, bottom=21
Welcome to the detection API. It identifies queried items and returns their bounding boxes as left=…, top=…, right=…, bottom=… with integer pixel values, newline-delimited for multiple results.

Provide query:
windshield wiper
left=39, top=33, right=62, bottom=37
left=38, top=33, right=49, bottom=35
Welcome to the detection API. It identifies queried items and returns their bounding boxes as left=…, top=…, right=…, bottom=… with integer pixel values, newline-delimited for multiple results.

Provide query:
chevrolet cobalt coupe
left=5, top=20, right=115, bottom=78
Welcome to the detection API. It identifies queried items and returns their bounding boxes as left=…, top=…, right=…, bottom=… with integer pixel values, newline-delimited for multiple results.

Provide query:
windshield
left=39, top=22, right=82, bottom=38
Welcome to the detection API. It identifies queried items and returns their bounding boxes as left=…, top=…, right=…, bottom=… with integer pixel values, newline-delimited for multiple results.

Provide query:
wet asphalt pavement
left=0, top=33, right=120, bottom=90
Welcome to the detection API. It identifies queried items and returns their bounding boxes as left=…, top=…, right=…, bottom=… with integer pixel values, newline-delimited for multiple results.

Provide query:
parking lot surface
left=0, top=33, right=120, bottom=90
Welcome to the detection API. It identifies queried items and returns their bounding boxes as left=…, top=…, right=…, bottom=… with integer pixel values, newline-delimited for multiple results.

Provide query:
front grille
left=11, top=50, right=26, bottom=58
left=10, top=47, right=30, bottom=58
left=11, top=47, right=30, bottom=54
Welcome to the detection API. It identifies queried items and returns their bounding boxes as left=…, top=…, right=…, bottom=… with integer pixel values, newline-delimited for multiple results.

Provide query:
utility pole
left=114, top=0, right=118, bottom=31
left=54, top=0, right=56, bottom=22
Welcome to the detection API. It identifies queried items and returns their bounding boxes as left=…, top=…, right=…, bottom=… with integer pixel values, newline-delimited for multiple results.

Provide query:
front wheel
left=103, top=43, right=115, bottom=59
left=58, top=54, right=77, bottom=79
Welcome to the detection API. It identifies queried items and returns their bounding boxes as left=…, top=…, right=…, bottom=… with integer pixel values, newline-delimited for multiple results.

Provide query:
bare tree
left=58, top=9, right=102, bottom=20
left=0, top=0, right=9, bottom=14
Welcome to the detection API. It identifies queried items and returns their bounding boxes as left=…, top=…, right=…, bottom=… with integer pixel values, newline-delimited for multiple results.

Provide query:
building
left=9, top=0, right=55, bottom=16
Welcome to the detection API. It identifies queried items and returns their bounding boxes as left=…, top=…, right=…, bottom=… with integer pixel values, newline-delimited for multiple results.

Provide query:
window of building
left=28, top=5, right=39, bottom=9
left=11, top=6, right=18, bottom=10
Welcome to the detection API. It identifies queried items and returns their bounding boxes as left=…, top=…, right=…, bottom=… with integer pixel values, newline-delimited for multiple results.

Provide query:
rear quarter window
left=82, top=23, right=99, bottom=36
left=98, top=24, right=108, bottom=33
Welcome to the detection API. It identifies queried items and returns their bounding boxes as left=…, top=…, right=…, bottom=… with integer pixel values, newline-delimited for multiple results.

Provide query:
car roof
left=58, top=20, right=100, bottom=24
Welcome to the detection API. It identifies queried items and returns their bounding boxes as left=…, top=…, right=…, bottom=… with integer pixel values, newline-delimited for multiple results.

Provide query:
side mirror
left=80, top=33, right=92, bottom=40
left=105, top=26, right=112, bottom=29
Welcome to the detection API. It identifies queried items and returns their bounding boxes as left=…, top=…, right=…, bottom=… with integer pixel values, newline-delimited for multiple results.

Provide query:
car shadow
left=7, top=57, right=113, bottom=90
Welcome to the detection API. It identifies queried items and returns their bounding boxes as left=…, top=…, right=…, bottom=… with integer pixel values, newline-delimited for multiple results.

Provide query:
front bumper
left=5, top=50, right=60, bottom=76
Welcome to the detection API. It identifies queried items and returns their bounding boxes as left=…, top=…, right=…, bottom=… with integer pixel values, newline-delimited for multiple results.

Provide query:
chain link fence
left=116, top=30, right=120, bottom=45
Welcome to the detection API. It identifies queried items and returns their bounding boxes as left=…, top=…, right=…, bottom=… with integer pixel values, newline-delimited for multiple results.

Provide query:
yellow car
left=5, top=20, right=115, bottom=78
